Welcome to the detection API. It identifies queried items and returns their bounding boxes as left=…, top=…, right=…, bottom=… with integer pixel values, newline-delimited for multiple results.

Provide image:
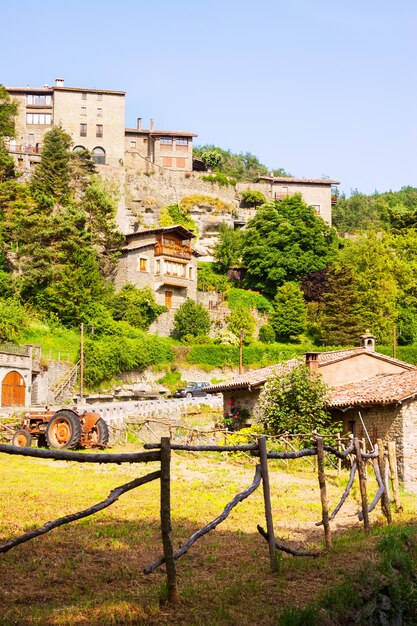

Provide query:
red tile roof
left=258, top=176, right=340, bottom=185
left=327, top=369, right=417, bottom=408
left=125, top=128, right=197, bottom=137
left=205, top=349, right=415, bottom=393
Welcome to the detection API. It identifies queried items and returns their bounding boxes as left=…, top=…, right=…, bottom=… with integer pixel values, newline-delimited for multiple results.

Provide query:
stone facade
left=0, top=345, right=41, bottom=407
left=114, top=226, right=198, bottom=321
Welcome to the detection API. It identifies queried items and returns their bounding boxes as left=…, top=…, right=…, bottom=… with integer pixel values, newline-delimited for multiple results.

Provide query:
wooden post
left=80, top=322, right=84, bottom=403
left=361, top=438, right=367, bottom=479
left=258, top=436, right=278, bottom=571
left=377, top=439, right=392, bottom=523
left=160, top=437, right=179, bottom=604
left=387, top=441, right=403, bottom=511
left=316, top=437, right=332, bottom=549
left=354, top=437, right=370, bottom=534
left=337, top=433, right=342, bottom=477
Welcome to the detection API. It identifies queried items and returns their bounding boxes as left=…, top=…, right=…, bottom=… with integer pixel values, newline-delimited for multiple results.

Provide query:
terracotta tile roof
left=258, top=176, right=340, bottom=185
left=205, top=349, right=415, bottom=394
left=327, top=369, right=417, bottom=408
left=125, top=128, right=197, bottom=137
left=7, top=86, right=125, bottom=95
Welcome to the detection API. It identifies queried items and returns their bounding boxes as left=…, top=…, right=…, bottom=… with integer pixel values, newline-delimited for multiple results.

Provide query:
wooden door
left=165, top=290, right=172, bottom=309
left=1, top=371, right=26, bottom=406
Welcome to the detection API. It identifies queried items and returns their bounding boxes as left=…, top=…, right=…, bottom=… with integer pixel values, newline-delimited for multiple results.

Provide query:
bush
left=258, top=324, right=275, bottom=343
left=187, top=343, right=308, bottom=368
left=241, top=189, right=267, bottom=207
left=172, top=299, right=211, bottom=339
left=0, top=298, right=28, bottom=342
left=227, top=288, right=273, bottom=313
left=180, top=194, right=234, bottom=213
left=202, top=173, right=237, bottom=187
left=197, top=262, right=232, bottom=292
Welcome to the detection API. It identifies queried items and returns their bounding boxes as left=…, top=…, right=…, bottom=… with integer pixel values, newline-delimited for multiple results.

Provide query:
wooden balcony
left=155, top=243, right=192, bottom=260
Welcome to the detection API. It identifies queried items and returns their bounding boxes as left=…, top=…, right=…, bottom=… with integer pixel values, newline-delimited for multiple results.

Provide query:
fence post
left=316, top=436, right=332, bottom=549
left=354, top=437, right=370, bottom=534
left=160, top=437, right=179, bottom=604
left=387, top=441, right=403, bottom=511
left=258, top=436, right=278, bottom=571
left=337, top=433, right=342, bottom=477
left=377, top=439, right=392, bottom=523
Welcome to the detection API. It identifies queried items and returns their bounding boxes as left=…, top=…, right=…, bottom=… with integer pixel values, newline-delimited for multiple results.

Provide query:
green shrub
left=227, top=288, right=273, bottom=313
left=202, top=173, right=237, bottom=187
left=0, top=298, right=28, bottom=343
left=187, top=343, right=307, bottom=368
left=180, top=194, right=234, bottom=213
left=197, top=262, right=232, bottom=292
left=241, top=189, right=267, bottom=207
left=172, top=299, right=211, bottom=339
left=258, top=324, right=275, bottom=343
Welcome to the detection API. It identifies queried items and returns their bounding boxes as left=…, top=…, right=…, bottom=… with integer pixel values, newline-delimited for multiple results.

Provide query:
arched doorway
left=1, top=371, right=26, bottom=406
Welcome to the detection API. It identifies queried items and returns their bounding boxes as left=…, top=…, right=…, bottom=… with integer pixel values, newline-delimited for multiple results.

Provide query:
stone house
left=237, top=176, right=339, bottom=225
left=327, top=371, right=417, bottom=493
left=114, top=225, right=199, bottom=312
left=125, top=119, right=196, bottom=173
left=206, top=334, right=415, bottom=416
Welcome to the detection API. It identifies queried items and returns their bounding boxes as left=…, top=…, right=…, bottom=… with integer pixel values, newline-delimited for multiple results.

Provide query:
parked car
left=174, top=381, right=211, bottom=398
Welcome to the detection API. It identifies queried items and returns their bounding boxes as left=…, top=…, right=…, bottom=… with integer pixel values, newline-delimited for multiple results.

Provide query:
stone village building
left=206, top=334, right=417, bottom=492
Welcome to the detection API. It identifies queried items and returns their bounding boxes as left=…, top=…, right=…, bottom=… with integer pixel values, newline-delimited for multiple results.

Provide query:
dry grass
left=0, top=448, right=416, bottom=626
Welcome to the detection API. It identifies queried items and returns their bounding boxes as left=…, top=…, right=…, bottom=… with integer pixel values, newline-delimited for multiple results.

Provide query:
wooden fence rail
left=0, top=435, right=402, bottom=604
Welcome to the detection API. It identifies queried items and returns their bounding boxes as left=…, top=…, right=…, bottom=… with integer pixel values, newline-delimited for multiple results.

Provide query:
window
left=80, top=124, right=87, bottom=137
left=81, top=92, right=87, bottom=100
left=139, top=257, right=148, bottom=272
left=81, top=107, right=87, bottom=116
left=73, top=145, right=86, bottom=152
left=162, top=156, right=172, bottom=167
left=96, top=124, right=103, bottom=138
left=130, top=140, right=136, bottom=149
left=176, top=137, right=188, bottom=145
left=27, top=94, right=52, bottom=106
left=97, top=108, right=102, bottom=117
left=165, top=291, right=172, bottom=309
left=313, top=205, right=321, bottom=215
left=189, top=267, right=193, bottom=280
left=155, top=259, right=160, bottom=275
left=26, top=113, right=52, bottom=125
left=160, top=137, right=173, bottom=145
left=92, top=147, right=106, bottom=164
left=176, top=157, right=186, bottom=168
left=97, top=93, right=102, bottom=101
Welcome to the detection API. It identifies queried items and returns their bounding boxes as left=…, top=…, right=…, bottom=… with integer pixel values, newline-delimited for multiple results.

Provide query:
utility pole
left=80, top=322, right=84, bottom=403
left=239, top=331, right=244, bottom=375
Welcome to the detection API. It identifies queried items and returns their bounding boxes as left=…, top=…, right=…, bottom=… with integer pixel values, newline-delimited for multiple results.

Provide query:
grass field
left=0, top=447, right=416, bottom=625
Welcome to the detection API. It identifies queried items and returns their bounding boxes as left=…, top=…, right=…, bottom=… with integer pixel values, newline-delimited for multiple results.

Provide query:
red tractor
left=12, top=408, right=109, bottom=450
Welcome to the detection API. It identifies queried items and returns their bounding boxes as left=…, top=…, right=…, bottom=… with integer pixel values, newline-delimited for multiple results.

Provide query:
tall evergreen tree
left=319, top=264, right=364, bottom=346
left=30, top=127, right=72, bottom=208
left=270, top=282, right=307, bottom=341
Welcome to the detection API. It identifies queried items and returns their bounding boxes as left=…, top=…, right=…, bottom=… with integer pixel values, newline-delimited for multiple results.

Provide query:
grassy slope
left=0, top=450, right=416, bottom=626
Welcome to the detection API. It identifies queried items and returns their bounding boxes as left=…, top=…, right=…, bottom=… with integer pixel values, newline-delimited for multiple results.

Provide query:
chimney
left=55, top=78, right=64, bottom=87
left=360, top=330, right=375, bottom=352
left=305, top=352, right=319, bottom=378
left=137, top=117, right=142, bottom=130
left=150, top=118, right=154, bottom=130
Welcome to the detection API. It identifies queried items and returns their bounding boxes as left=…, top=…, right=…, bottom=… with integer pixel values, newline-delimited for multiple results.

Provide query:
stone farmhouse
left=114, top=225, right=199, bottom=312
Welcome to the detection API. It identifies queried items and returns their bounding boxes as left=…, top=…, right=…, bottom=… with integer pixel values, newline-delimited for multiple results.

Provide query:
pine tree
left=30, top=127, right=72, bottom=208
left=270, top=282, right=307, bottom=341
left=319, top=264, right=364, bottom=346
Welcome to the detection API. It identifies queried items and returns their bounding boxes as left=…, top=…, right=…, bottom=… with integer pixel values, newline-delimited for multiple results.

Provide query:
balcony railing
left=155, top=243, right=192, bottom=260
left=7, top=144, right=41, bottom=155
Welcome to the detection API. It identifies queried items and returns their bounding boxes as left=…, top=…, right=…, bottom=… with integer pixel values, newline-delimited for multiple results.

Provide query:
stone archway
left=1, top=371, right=26, bottom=406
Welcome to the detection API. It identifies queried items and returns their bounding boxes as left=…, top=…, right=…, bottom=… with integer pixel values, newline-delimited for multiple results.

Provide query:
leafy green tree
left=0, top=139, right=16, bottom=182
left=241, top=189, right=266, bottom=207
left=227, top=303, right=255, bottom=343
left=241, top=195, right=338, bottom=296
left=270, top=282, right=307, bottom=341
left=318, top=264, right=364, bottom=346
left=258, top=363, right=339, bottom=436
left=0, top=298, right=27, bottom=342
left=172, top=299, right=211, bottom=339
left=201, top=148, right=222, bottom=170
left=197, top=261, right=232, bottom=292
left=339, top=232, right=398, bottom=343
left=213, top=223, right=242, bottom=272
left=111, top=284, right=166, bottom=330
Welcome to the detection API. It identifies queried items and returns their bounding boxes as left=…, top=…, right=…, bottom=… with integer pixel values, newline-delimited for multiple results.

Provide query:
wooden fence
left=0, top=435, right=402, bottom=604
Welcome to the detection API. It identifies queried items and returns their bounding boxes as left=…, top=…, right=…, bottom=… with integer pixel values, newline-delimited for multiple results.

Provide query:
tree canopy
left=241, top=195, right=338, bottom=296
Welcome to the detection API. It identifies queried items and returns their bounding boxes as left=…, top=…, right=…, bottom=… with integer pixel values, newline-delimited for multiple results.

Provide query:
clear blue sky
left=2, top=0, right=416, bottom=196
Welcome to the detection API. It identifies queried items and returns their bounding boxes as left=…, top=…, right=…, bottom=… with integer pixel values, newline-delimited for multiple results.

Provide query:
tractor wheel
left=90, top=418, right=110, bottom=446
left=12, top=429, right=32, bottom=447
left=37, top=434, right=48, bottom=448
left=46, top=411, right=82, bottom=450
